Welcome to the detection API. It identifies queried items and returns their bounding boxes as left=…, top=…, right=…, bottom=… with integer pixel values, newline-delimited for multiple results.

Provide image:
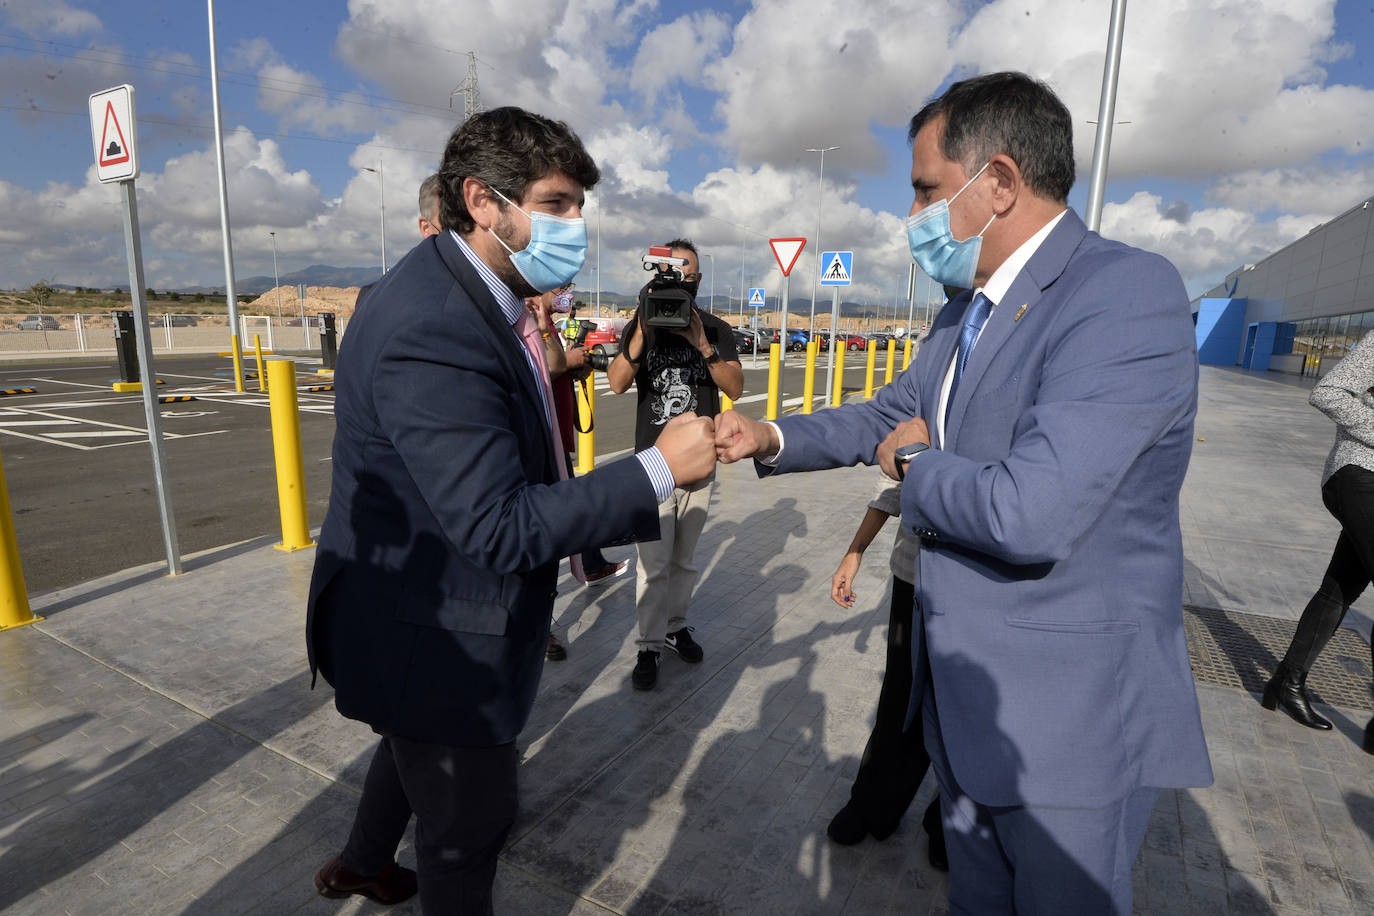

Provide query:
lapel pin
left=1013, top=303, right=1028, bottom=321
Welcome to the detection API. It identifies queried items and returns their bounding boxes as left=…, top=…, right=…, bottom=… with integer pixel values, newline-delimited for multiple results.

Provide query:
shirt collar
left=451, top=229, right=524, bottom=326
left=974, top=208, right=1068, bottom=307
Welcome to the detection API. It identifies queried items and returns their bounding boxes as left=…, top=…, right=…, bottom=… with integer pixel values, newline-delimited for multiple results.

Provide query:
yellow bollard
left=884, top=339, right=896, bottom=386
left=831, top=337, right=846, bottom=406
left=0, top=445, right=39, bottom=632
left=575, top=374, right=595, bottom=474
left=903, top=339, right=913, bottom=371
left=801, top=341, right=817, bottom=414
left=766, top=343, right=782, bottom=421
left=266, top=360, right=314, bottom=551
left=720, top=393, right=733, bottom=412
left=253, top=334, right=267, bottom=393
left=864, top=340, right=877, bottom=399
left=230, top=333, right=246, bottom=393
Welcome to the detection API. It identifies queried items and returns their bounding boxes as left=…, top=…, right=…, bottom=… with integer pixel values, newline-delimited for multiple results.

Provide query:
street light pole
left=270, top=231, right=282, bottom=324
left=804, top=145, right=838, bottom=340
left=1085, top=0, right=1128, bottom=232
left=362, top=163, right=387, bottom=274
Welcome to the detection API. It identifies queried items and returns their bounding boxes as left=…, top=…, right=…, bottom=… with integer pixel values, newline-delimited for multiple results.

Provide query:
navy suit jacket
left=771, top=210, right=1213, bottom=807
left=307, top=231, right=660, bottom=747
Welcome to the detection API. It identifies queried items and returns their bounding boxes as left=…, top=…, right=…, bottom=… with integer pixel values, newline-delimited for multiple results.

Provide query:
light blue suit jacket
left=770, top=210, right=1212, bottom=807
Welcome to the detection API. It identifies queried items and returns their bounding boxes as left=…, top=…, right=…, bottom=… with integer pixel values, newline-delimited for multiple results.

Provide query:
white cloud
left=629, top=11, right=731, bottom=107
left=1098, top=190, right=1318, bottom=296
left=705, top=0, right=962, bottom=174
left=0, top=0, right=101, bottom=36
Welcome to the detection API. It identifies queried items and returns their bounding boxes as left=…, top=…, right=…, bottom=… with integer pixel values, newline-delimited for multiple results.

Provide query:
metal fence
left=0, top=314, right=347, bottom=355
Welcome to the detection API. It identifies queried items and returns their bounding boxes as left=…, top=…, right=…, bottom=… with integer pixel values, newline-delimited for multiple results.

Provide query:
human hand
left=877, top=416, right=930, bottom=480
left=656, top=412, right=718, bottom=487
left=831, top=553, right=861, bottom=609
left=670, top=308, right=707, bottom=352
left=714, top=410, right=779, bottom=464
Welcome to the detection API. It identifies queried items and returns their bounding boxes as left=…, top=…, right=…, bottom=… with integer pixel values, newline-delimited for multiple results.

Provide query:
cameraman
left=607, top=239, right=743, bottom=690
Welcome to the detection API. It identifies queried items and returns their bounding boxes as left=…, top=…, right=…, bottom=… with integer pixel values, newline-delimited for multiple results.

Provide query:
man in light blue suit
left=717, top=72, right=1212, bottom=913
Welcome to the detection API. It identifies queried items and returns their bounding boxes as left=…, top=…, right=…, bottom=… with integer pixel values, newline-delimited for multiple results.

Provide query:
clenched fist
left=714, top=410, right=780, bottom=464
left=655, top=412, right=718, bottom=487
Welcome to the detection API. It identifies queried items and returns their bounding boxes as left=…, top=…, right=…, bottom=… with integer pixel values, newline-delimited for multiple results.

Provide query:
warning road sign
left=769, top=238, right=806, bottom=276
left=748, top=288, right=766, bottom=307
left=89, top=84, right=139, bottom=183
left=819, top=250, right=853, bottom=287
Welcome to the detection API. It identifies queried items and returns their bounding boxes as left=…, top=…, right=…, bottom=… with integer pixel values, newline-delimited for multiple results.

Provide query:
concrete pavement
left=1, top=365, right=1372, bottom=914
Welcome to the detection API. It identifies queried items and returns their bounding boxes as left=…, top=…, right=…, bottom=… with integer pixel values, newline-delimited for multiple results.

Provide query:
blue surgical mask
left=904, top=162, right=995, bottom=289
left=486, top=186, right=587, bottom=292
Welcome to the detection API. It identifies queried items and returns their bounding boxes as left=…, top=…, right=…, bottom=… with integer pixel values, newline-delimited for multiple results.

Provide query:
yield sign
left=769, top=238, right=806, bottom=276
left=89, top=84, right=139, bottom=183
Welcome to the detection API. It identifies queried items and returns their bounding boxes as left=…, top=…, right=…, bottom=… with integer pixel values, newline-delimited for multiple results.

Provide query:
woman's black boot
left=1261, top=663, right=1333, bottom=730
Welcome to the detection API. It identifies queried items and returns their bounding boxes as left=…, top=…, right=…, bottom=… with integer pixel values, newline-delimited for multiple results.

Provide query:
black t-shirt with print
left=623, top=305, right=739, bottom=452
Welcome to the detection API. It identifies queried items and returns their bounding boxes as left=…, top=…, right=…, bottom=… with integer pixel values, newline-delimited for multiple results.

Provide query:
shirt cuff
left=757, top=421, right=785, bottom=467
left=636, top=448, right=676, bottom=502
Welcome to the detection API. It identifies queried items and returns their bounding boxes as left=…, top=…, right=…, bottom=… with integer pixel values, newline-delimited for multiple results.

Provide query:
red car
left=838, top=334, right=867, bottom=350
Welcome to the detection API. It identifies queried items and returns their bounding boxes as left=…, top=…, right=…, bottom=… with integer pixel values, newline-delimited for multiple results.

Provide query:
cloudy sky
left=3, top=0, right=1374, bottom=309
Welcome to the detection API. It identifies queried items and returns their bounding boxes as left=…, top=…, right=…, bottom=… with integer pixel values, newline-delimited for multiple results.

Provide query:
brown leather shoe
left=314, top=855, right=417, bottom=904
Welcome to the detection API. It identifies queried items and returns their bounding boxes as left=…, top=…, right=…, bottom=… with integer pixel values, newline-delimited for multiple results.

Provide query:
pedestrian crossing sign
left=819, top=251, right=853, bottom=286
left=748, top=287, right=766, bottom=307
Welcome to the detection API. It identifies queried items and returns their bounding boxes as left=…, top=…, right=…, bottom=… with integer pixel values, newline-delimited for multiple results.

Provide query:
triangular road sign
left=98, top=100, right=130, bottom=167
left=769, top=238, right=806, bottom=276
left=748, top=288, right=765, bottom=306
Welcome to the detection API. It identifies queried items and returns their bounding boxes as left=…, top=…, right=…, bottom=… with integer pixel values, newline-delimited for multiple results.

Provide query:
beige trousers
left=635, top=474, right=713, bottom=650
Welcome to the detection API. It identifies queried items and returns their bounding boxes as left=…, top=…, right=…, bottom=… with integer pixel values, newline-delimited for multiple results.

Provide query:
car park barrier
left=766, top=343, right=782, bottom=421
left=576, top=374, right=596, bottom=475
left=884, top=339, right=897, bottom=387
left=266, top=360, right=314, bottom=552
left=0, top=446, right=38, bottom=632
left=864, top=340, right=878, bottom=399
left=318, top=312, right=338, bottom=371
left=801, top=341, right=818, bottom=415
left=831, top=339, right=846, bottom=407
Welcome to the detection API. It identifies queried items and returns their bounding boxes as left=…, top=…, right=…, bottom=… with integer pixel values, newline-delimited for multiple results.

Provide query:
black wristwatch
left=703, top=345, right=722, bottom=365
left=894, top=441, right=929, bottom=480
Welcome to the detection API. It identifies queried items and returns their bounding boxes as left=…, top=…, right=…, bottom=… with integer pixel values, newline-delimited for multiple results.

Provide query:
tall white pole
left=362, top=164, right=387, bottom=273
left=207, top=0, right=244, bottom=392
left=1085, top=0, right=1128, bottom=232
left=703, top=252, right=715, bottom=314
left=804, top=146, right=838, bottom=340
left=270, top=231, right=282, bottom=324
left=738, top=235, right=746, bottom=328
left=595, top=203, right=601, bottom=315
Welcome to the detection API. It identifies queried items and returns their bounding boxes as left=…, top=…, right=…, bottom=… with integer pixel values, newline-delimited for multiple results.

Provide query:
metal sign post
left=91, top=84, right=181, bottom=575
left=819, top=251, right=853, bottom=408
left=769, top=237, right=807, bottom=367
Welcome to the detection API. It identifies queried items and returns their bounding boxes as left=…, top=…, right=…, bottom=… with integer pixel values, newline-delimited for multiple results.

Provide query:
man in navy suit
left=717, top=72, right=1212, bottom=912
left=307, top=107, right=717, bottom=912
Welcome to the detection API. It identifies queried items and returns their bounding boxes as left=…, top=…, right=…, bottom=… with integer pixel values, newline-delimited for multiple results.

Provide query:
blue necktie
left=949, top=292, right=992, bottom=405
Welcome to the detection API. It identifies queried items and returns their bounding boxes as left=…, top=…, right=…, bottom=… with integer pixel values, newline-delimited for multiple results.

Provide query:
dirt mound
left=248, top=286, right=363, bottom=323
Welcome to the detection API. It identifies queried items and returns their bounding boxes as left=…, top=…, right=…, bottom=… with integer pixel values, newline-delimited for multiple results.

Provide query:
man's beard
left=492, top=214, right=539, bottom=298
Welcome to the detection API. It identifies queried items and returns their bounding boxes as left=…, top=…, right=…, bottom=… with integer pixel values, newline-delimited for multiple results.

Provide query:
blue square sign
left=748, top=287, right=766, bottom=307
left=819, top=251, right=853, bottom=286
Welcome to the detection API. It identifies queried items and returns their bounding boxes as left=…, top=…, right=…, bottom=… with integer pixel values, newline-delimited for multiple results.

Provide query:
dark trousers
left=1283, top=464, right=1374, bottom=674
left=847, top=576, right=931, bottom=832
left=342, top=734, right=518, bottom=915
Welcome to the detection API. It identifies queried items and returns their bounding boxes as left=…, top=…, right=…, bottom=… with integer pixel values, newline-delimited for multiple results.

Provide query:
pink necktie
left=516, top=311, right=585, bottom=583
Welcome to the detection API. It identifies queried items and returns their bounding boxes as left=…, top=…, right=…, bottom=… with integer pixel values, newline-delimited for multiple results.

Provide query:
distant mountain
left=232, top=265, right=385, bottom=295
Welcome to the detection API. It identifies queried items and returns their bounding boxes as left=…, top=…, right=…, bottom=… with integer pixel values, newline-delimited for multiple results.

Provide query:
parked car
left=731, top=327, right=759, bottom=354
left=17, top=315, right=58, bottom=330
left=838, top=333, right=867, bottom=351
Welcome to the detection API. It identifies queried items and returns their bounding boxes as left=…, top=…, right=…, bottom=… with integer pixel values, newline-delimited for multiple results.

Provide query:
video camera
left=565, top=317, right=620, bottom=372
left=639, top=246, right=694, bottom=330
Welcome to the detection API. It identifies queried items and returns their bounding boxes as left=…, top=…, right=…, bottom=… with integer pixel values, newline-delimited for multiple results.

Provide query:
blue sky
left=4, top=0, right=1374, bottom=306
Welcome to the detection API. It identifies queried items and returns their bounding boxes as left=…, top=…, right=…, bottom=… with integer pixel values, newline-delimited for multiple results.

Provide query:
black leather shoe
left=314, top=855, right=417, bottom=904
left=1261, top=663, right=1332, bottom=730
left=922, top=797, right=948, bottom=872
left=546, top=634, right=567, bottom=661
left=826, top=803, right=868, bottom=845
